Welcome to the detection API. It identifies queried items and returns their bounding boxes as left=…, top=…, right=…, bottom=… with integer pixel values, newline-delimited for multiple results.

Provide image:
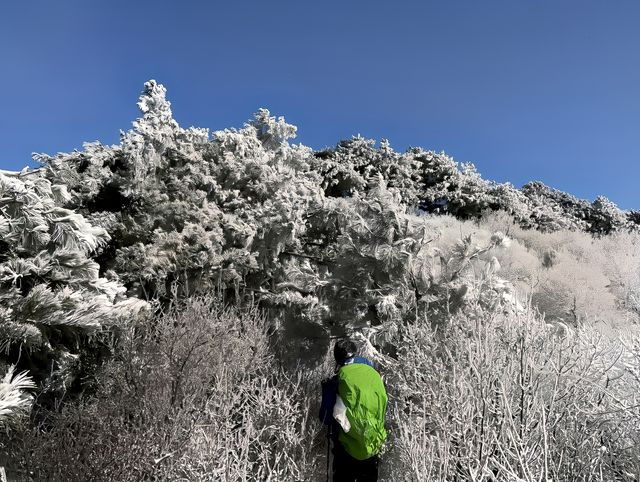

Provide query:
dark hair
left=334, top=339, right=357, bottom=365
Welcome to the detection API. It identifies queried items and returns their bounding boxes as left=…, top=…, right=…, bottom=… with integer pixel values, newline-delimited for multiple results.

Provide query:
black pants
left=332, top=442, right=379, bottom=482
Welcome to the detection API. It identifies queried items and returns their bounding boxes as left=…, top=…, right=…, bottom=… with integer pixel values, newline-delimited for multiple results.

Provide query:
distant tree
left=520, top=181, right=590, bottom=231
left=626, top=210, right=640, bottom=228
left=409, top=148, right=460, bottom=213
left=313, top=136, right=423, bottom=206
left=589, top=196, right=626, bottom=234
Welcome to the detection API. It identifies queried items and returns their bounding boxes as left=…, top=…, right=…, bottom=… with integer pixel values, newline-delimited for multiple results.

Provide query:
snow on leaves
left=3, top=80, right=639, bottom=423
left=0, top=171, right=147, bottom=418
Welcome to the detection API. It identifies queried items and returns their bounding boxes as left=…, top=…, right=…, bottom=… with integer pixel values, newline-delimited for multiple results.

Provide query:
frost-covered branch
left=0, top=366, right=35, bottom=428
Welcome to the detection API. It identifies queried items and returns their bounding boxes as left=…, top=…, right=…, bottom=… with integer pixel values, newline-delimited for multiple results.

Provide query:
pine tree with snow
left=0, top=170, right=146, bottom=412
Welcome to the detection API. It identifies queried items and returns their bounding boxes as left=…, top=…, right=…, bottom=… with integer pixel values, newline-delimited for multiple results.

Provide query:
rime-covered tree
left=40, top=82, right=323, bottom=300
left=0, top=171, right=146, bottom=412
left=22, top=79, right=639, bottom=361
left=313, top=137, right=423, bottom=206
left=590, top=195, right=627, bottom=234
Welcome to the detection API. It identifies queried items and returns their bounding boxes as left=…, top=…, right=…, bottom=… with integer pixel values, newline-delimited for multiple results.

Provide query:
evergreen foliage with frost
left=39, top=81, right=323, bottom=301
left=0, top=366, right=35, bottom=428
left=2, top=79, right=640, bottom=441
left=0, top=170, right=146, bottom=419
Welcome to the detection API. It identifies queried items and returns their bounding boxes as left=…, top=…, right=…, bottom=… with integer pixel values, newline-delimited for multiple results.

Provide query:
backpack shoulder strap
left=342, top=356, right=375, bottom=370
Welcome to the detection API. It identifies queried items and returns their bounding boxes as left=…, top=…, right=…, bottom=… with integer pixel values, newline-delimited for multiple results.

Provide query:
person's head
left=334, top=338, right=357, bottom=366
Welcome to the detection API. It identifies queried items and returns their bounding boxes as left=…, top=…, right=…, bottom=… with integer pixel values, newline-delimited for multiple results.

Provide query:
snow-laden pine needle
left=0, top=366, right=35, bottom=427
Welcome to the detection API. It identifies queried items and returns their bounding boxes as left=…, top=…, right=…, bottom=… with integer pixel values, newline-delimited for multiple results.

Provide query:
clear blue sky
left=1, top=0, right=638, bottom=208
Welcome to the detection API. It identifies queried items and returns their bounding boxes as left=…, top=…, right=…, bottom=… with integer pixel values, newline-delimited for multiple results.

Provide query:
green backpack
left=337, top=361, right=388, bottom=460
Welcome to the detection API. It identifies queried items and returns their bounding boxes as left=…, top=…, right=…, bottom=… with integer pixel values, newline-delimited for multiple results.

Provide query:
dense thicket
left=0, top=171, right=146, bottom=424
left=5, top=299, right=324, bottom=481
left=2, top=81, right=640, bottom=480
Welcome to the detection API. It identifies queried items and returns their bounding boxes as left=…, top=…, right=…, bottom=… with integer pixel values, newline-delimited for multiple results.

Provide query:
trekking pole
left=326, top=424, right=331, bottom=482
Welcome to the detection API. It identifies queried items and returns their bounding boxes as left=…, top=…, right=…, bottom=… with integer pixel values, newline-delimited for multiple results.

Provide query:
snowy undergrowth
left=3, top=298, right=326, bottom=481
left=384, top=305, right=640, bottom=481
left=5, top=295, right=640, bottom=481
left=3, top=80, right=640, bottom=480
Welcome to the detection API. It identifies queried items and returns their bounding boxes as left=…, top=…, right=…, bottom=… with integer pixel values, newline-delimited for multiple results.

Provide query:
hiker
left=319, top=339, right=388, bottom=482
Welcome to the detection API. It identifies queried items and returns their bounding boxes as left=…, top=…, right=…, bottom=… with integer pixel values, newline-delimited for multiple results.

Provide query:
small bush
left=384, top=304, right=640, bottom=481
left=2, top=297, right=325, bottom=481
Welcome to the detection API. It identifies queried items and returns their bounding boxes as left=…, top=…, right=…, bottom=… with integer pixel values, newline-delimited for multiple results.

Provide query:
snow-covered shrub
left=599, top=231, right=640, bottom=319
left=3, top=297, right=324, bottom=481
left=385, top=307, right=640, bottom=481
left=482, top=211, right=640, bottom=331
left=0, top=171, right=146, bottom=404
